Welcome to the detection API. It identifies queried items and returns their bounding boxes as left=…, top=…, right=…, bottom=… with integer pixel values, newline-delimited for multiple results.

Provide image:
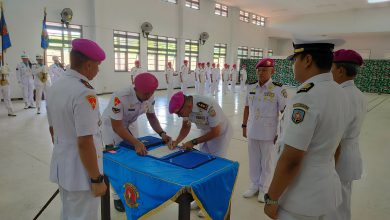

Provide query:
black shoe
left=114, top=199, right=125, bottom=212
left=28, top=106, right=36, bottom=109
left=8, top=114, right=16, bottom=117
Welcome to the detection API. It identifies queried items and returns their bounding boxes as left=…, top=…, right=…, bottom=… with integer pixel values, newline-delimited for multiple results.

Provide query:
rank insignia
left=281, top=89, right=288, bottom=98
left=80, top=79, right=94, bottom=89
left=292, top=108, right=305, bottom=124
left=112, top=107, right=120, bottom=114
left=86, top=95, right=97, bottom=110
left=297, top=83, right=314, bottom=93
left=197, top=102, right=209, bottom=110
left=114, top=97, right=121, bottom=106
left=272, top=82, right=283, bottom=87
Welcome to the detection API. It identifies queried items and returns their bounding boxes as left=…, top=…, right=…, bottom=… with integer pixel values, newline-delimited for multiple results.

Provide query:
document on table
left=147, top=145, right=181, bottom=158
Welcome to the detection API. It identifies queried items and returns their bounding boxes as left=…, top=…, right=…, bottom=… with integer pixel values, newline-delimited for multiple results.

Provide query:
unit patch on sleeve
left=291, top=108, right=305, bottom=124
left=114, top=97, right=121, bottom=106
left=86, top=95, right=97, bottom=110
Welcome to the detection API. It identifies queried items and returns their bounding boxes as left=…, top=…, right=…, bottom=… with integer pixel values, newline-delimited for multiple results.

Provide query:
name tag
left=264, top=92, right=275, bottom=97
left=128, top=109, right=135, bottom=111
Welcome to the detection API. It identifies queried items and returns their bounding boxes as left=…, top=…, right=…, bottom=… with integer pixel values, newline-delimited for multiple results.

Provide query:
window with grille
left=113, top=30, right=140, bottom=72
left=185, top=0, right=200, bottom=10
left=45, top=21, right=82, bottom=67
left=237, top=46, right=249, bottom=66
left=268, top=49, right=273, bottom=57
left=184, top=40, right=199, bottom=71
left=239, top=10, right=249, bottom=23
left=213, top=43, right=227, bottom=66
left=147, top=35, right=177, bottom=71
left=215, top=3, right=228, bottom=17
left=161, top=0, right=177, bottom=4
left=251, top=14, right=265, bottom=27
left=251, top=48, right=263, bottom=60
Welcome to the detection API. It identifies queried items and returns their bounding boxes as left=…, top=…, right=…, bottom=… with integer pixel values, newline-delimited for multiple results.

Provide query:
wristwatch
left=158, top=131, right=166, bottom=137
left=191, top=139, right=198, bottom=146
left=241, top=124, right=247, bottom=128
left=264, top=193, right=278, bottom=205
left=90, top=174, right=104, bottom=184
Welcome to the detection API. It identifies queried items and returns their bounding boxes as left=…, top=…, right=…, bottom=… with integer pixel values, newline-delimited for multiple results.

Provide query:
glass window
left=268, top=49, right=273, bottom=57
left=252, top=14, right=266, bottom=27
left=185, top=0, right=200, bottom=10
left=213, top=43, right=227, bottom=66
left=147, top=35, right=177, bottom=71
left=184, top=40, right=199, bottom=71
left=161, top=0, right=177, bottom=3
left=239, top=10, right=250, bottom=23
left=113, top=30, right=140, bottom=72
left=250, top=48, right=263, bottom=60
left=237, top=46, right=249, bottom=66
left=215, top=3, right=228, bottom=17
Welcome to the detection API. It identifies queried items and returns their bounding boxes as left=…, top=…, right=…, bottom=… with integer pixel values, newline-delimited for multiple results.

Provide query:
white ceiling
left=218, top=0, right=390, bottom=17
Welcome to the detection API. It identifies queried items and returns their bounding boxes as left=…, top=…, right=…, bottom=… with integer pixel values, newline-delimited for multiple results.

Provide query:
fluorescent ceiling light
left=368, top=0, right=390, bottom=3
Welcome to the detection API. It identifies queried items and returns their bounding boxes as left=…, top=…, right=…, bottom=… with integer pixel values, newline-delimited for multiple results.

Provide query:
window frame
left=161, top=0, right=177, bottom=4
left=250, top=48, right=264, bottom=60
left=147, top=35, right=177, bottom=72
left=251, top=14, right=266, bottom=27
left=215, top=3, right=228, bottom=17
left=185, top=0, right=200, bottom=10
left=113, top=30, right=140, bottom=72
left=213, top=43, right=227, bottom=66
left=184, top=39, right=199, bottom=71
left=239, top=10, right=250, bottom=23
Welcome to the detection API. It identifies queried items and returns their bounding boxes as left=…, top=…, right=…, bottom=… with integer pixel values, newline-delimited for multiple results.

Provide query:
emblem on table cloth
left=124, top=183, right=139, bottom=208
left=114, top=97, right=121, bottom=106
left=291, top=108, right=305, bottom=124
left=86, top=95, right=97, bottom=110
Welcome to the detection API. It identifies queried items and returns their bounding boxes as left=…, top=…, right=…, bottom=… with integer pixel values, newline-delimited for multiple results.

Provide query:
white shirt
left=194, top=67, right=200, bottom=82
left=102, top=86, right=155, bottom=144
left=46, top=69, right=103, bottom=191
left=211, top=68, right=219, bottom=82
left=130, top=67, right=142, bottom=78
left=205, top=66, right=211, bottom=82
left=245, top=79, right=287, bottom=140
left=49, top=63, right=65, bottom=84
left=241, top=69, right=247, bottom=81
left=33, top=64, right=51, bottom=87
left=180, top=65, right=189, bottom=82
left=16, top=62, right=33, bottom=83
left=230, top=68, right=238, bottom=81
left=336, top=80, right=367, bottom=182
left=165, top=68, right=175, bottom=83
left=221, top=68, right=229, bottom=81
left=279, top=72, right=349, bottom=216
left=198, top=68, right=205, bottom=84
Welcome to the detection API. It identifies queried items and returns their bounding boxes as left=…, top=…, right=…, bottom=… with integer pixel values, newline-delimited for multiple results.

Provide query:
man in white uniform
left=0, top=63, right=16, bottom=116
left=169, top=91, right=233, bottom=217
left=221, top=63, right=229, bottom=94
left=194, top=63, right=201, bottom=93
left=33, top=55, right=51, bottom=114
left=198, top=63, right=206, bottom=95
left=49, top=56, right=65, bottom=84
left=180, top=60, right=190, bottom=94
left=324, top=49, right=367, bottom=220
left=205, top=62, right=211, bottom=94
left=242, top=58, right=287, bottom=202
left=216, top=63, right=221, bottom=93
left=165, top=62, right=175, bottom=98
left=230, top=64, right=238, bottom=93
left=210, top=63, right=218, bottom=96
left=46, top=38, right=107, bottom=220
left=16, top=54, right=35, bottom=109
left=130, top=60, right=142, bottom=85
left=264, top=38, right=349, bottom=220
left=240, top=64, right=247, bottom=92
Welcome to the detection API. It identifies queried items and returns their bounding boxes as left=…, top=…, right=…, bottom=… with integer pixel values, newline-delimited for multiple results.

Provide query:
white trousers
left=195, top=81, right=199, bottom=93
left=198, top=82, right=205, bottom=95
left=0, top=85, right=14, bottom=114
left=240, top=78, right=247, bottom=92
left=59, top=186, right=99, bottom=220
left=323, top=181, right=352, bottom=220
left=222, top=81, right=229, bottom=94
left=181, top=81, right=189, bottom=94
left=278, top=208, right=327, bottom=220
left=199, top=123, right=233, bottom=158
left=247, top=139, right=276, bottom=193
left=167, top=82, right=174, bottom=99
left=21, top=78, right=34, bottom=106
left=205, top=81, right=210, bottom=94
left=230, top=80, right=237, bottom=93
left=35, top=84, right=49, bottom=109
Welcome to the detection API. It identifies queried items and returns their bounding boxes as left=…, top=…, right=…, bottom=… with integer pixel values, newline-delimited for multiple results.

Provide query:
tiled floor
left=0, top=85, right=389, bottom=220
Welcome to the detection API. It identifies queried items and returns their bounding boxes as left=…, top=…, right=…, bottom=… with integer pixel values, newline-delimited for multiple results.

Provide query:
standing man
left=242, top=58, right=287, bottom=202
left=198, top=63, right=206, bottom=95
left=16, top=53, right=35, bottom=109
left=0, top=64, right=16, bottom=116
left=205, top=62, right=211, bottom=94
left=230, top=64, right=238, bottom=93
left=240, top=64, right=247, bottom=92
left=33, top=55, right=51, bottom=114
left=179, top=60, right=190, bottom=94
left=325, top=49, right=367, bottom=220
left=221, top=63, right=229, bottom=94
left=165, top=62, right=175, bottom=98
left=102, top=73, right=172, bottom=212
left=49, top=55, right=65, bottom=84
left=194, top=63, right=201, bottom=93
left=210, top=63, right=217, bottom=96
left=46, top=38, right=107, bottom=219
left=169, top=91, right=233, bottom=217
left=216, top=63, right=221, bottom=93
left=130, top=60, right=142, bottom=85
left=263, top=38, right=349, bottom=220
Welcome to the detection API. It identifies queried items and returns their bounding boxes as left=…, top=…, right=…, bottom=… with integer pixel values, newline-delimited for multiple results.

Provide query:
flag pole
left=1, top=1, right=4, bottom=66
left=43, top=7, right=47, bottom=65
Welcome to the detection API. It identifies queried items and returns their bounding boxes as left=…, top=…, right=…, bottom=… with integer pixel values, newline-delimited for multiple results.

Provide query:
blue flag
left=0, top=8, right=12, bottom=51
left=41, top=13, right=49, bottom=49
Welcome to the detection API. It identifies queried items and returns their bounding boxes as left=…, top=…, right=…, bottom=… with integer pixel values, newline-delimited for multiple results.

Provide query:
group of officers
left=0, top=54, right=65, bottom=116
left=45, top=37, right=366, bottom=220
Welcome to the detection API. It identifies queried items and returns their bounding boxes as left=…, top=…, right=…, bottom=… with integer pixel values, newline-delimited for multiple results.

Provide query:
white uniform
left=216, top=67, right=221, bottom=92
left=49, top=63, right=65, bottom=84
left=240, top=69, right=247, bottom=91
left=230, top=68, right=238, bottom=93
left=245, top=80, right=287, bottom=193
left=194, top=67, right=200, bottom=93
left=205, top=66, right=211, bottom=94
left=33, top=64, right=51, bottom=110
left=210, top=68, right=219, bottom=96
left=165, top=67, right=175, bottom=98
left=186, top=95, right=233, bottom=157
left=180, top=65, right=190, bottom=94
left=0, top=65, right=15, bottom=115
left=46, top=69, right=103, bottom=220
left=198, top=68, right=206, bottom=95
left=221, top=68, right=229, bottom=94
left=325, top=80, right=367, bottom=220
left=278, top=72, right=349, bottom=219
left=16, top=62, right=35, bottom=107
left=130, top=67, right=142, bottom=85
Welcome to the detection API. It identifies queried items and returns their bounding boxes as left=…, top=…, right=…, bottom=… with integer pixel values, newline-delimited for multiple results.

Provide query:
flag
left=41, top=11, right=49, bottom=49
left=0, top=7, right=12, bottom=51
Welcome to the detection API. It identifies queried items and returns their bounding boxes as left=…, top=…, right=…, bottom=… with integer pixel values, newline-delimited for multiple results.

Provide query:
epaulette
left=272, top=82, right=283, bottom=87
left=248, top=81, right=258, bottom=85
left=197, top=102, right=209, bottom=111
left=297, top=82, right=314, bottom=94
left=80, top=79, right=94, bottom=90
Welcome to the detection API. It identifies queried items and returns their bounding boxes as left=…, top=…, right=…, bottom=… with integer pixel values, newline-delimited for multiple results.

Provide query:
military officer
left=16, top=53, right=35, bottom=109
left=0, top=63, right=16, bottom=116
left=324, top=49, right=367, bottom=220
left=242, top=58, right=287, bottom=202
left=210, top=63, right=218, bottom=96
left=198, top=63, right=206, bottom=95
left=49, top=55, right=65, bottom=84
left=205, top=62, right=211, bottom=94
left=165, top=62, right=175, bottom=98
left=264, top=38, right=349, bottom=220
left=230, top=64, right=238, bottom=93
left=33, top=55, right=51, bottom=114
left=102, top=72, right=172, bottom=212
left=179, top=60, right=190, bottom=94
left=194, top=62, right=201, bottom=93
left=46, top=38, right=107, bottom=220
left=216, top=63, right=221, bottom=92
left=169, top=91, right=233, bottom=217
left=240, top=64, right=247, bottom=92
left=221, top=63, right=229, bottom=94
left=130, top=60, right=142, bottom=85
